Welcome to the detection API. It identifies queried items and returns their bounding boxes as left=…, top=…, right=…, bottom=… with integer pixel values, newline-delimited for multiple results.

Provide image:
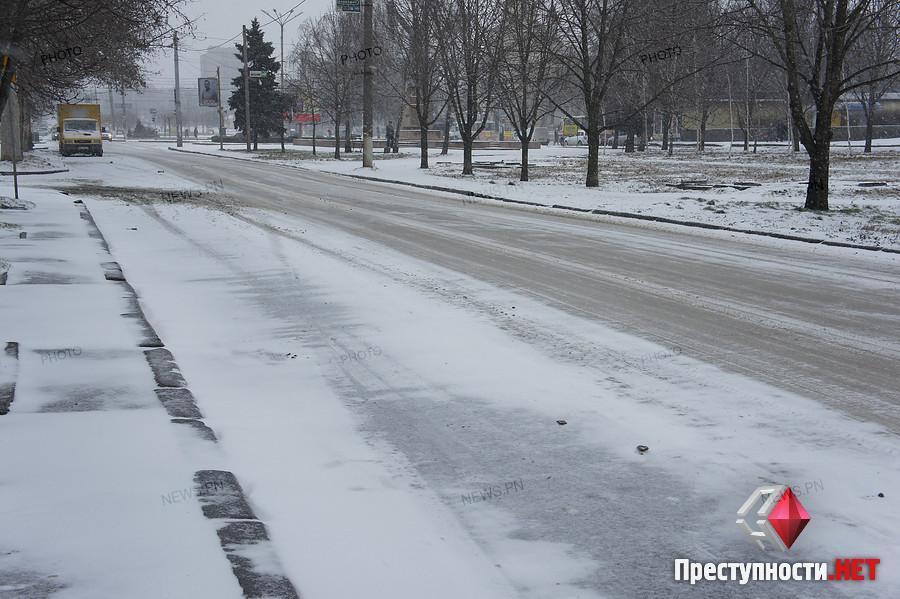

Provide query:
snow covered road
left=100, top=143, right=900, bottom=431
left=5, top=142, right=897, bottom=598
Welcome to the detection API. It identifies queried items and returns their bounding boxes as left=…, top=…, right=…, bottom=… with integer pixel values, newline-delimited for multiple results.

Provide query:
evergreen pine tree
left=228, top=18, right=283, bottom=150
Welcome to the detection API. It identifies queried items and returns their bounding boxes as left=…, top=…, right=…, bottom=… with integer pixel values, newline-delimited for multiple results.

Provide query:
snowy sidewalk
left=0, top=188, right=295, bottom=598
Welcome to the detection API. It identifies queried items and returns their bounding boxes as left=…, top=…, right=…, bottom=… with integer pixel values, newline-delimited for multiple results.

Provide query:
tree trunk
left=462, top=135, right=473, bottom=174
left=611, top=127, right=619, bottom=150
left=344, top=116, right=351, bottom=153
left=441, top=110, right=450, bottom=155
left=334, top=113, right=341, bottom=159
left=624, top=129, right=635, bottom=153
left=393, top=107, right=402, bottom=153
left=520, top=140, right=529, bottom=182
left=20, top=93, right=33, bottom=152
left=0, top=88, right=22, bottom=161
left=792, top=121, right=800, bottom=153
left=661, top=115, right=669, bottom=151
left=805, top=142, right=830, bottom=210
left=419, top=125, right=429, bottom=168
left=585, top=121, right=600, bottom=187
left=667, top=113, right=674, bottom=157
left=698, top=111, right=708, bottom=153
left=863, top=96, right=875, bottom=154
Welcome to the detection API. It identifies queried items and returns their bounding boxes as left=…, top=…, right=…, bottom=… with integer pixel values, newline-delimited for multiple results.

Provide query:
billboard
left=336, top=0, right=360, bottom=12
left=198, top=77, right=219, bottom=107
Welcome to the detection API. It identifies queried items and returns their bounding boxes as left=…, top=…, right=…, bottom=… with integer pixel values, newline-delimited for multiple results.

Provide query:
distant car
left=101, top=128, right=112, bottom=141
left=562, top=131, right=587, bottom=146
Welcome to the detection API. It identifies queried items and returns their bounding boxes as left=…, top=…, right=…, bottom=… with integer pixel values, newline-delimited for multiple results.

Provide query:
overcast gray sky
left=147, top=0, right=333, bottom=90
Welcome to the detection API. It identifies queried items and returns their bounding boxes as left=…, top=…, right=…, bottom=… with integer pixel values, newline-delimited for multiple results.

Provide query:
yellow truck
left=57, top=103, right=102, bottom=156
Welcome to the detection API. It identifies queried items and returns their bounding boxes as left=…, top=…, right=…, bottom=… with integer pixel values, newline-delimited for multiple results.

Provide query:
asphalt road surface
left=103, top=143, right=899, bottom=434
left=55, top=142, right=899, bottom=598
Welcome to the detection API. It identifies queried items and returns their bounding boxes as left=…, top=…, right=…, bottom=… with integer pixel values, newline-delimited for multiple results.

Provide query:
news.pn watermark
left=161, top=480, right=224, bottom=506
left=461, top=479, right=524, bottom=506
left=159, top=178, right=224, bottom=202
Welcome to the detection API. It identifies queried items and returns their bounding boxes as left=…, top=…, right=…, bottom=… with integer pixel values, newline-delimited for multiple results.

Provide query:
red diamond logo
left=767, top=488, right=810, bottom=549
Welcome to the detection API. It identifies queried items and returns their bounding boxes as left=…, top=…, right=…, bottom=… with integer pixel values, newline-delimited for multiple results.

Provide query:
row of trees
left=291, top=0, right=900, bottom=210
left=1, top=0, right=190, bottom=159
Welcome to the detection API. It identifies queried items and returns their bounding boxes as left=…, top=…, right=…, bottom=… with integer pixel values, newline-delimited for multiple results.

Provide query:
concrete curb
left=0, top=342, right=19, bottom=415
left=0, top=169, right=69, bottom=176
left=167, top=146, right=900, bottom=255
left=79, top=200, right=302, bottom=597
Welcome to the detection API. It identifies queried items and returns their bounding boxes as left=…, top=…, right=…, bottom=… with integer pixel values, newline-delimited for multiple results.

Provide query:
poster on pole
left=198, top=77, right=219, bottom=107
left=336, top=0, right=360, bottom=12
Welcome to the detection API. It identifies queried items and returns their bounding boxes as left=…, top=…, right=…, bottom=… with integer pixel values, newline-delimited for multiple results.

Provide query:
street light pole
left=263, top=4, right=305, bottom=153
left=243, top=25, right=251, bottom=152
left=174, top=32, right=183, bottom=147
left=217, top=66, right=225, bottom=151
left=362, top=0, right=373, bottom=167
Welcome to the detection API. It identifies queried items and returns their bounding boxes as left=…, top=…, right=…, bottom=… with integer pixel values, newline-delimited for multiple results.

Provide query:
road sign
left=336, top=0, right=360, bottom=12
left=249, top=70, right=267, bottom=78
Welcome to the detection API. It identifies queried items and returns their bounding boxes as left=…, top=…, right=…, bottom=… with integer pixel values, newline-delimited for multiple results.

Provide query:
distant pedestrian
left=193, top=126, right=198, bottom=139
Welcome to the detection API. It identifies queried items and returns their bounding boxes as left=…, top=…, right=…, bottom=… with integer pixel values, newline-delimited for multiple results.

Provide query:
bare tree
left=434, top=0, right=507, bottom=175
left=731, top=0, right=900, bottom=209
left=846, top=0, right=900, bottom=152
left=1, top=0, right=189, bottom=126
left=384, top=0, right=447, bottom=167
left=497, top=0, right=557, bottom=180
left=294, top=11, right=358, bottom=159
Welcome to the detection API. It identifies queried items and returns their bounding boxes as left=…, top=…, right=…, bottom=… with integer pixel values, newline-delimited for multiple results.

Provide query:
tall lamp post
left=263, top=3, right=305, bottom=153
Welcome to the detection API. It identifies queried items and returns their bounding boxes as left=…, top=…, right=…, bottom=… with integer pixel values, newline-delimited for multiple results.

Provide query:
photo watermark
left=341, top=46, right=383, bottom=65
left=39, top=347, right=82, bottom=366
left=640, top=46, right=682, bottom=65
left=41, top=47, right=82, bottom=67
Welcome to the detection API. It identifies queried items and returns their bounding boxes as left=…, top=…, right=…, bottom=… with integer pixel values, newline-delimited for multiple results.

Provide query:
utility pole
left=108, top=84, right=116, bottom=139
left=362, top=0, right=374, bottom=167
left=262, top=5, right=304, bottom=154
left=121, top=87, right=127, bottom=141
left=174, top=32, right=183, bottom=147
left=217, top=67, right=225, bottom=151
left=727, top=74, right=735, bottom=157
left=243, top=25, right=251, bottom=152
left=744, top=56, right=750, bottom=152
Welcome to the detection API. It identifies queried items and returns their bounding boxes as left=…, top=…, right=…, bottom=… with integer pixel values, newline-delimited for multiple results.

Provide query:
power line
left=198, top=0, right=309, bottom=52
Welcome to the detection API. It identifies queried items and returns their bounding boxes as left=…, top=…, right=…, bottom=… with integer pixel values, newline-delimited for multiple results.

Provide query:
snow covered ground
left=2, top=145, right=898, bottom=598
left=167, top=139, right=900, bottom=251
